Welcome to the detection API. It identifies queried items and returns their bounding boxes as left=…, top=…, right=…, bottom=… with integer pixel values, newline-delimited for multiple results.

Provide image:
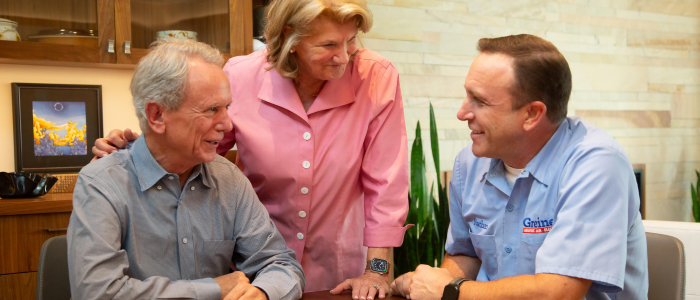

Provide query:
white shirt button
left=297, top=233, right=304, bottom=240
left=521, top=170, right=527, bottom=175
left=157, top=185, right=162, bottom=190
left=190, top=186, right=195, bottom=191
left=301, top=187, right=309, bottom=194
left=299, top=211, right=307, bottom=218
left=302, top=161, right=310, bottom=169
left=303, top=132, right=311, bottom=140
left=168, top=176, right=174, bottom=180
left=490, top=172, right=495, bottom=177
left=182, top=238, right=188, bottom=244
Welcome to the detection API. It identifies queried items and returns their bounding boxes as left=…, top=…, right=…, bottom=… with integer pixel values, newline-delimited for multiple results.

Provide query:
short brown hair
left=477, top=34, right=571, bottom=123
left=264, top=0, right=372, bottom=79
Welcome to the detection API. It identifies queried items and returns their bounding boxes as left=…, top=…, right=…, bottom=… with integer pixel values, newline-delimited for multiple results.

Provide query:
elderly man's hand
left=91, top=128, right=139, bottom=160
left=214, top=271, right=250, bottom=300
left=393, top=265, right=455, bottom=300
left=331, top=271, right=389, bottom=300
left=223, top=282, right=268, bottom=300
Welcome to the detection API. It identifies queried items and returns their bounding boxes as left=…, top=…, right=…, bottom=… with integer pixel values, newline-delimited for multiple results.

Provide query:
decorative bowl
left=0, top=18, right=20, bottom=41
left=157, top=30, right=197, bottom=41
left=28, top=29, right=98, bottom=47
left=0, top=172, right=58, bottom=199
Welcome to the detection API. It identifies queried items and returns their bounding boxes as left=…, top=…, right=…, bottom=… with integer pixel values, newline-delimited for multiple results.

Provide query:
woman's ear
left=523, top=101, right=547, bottom=132
left=283, top=25, right=295, bottom=53
left=145, top=101, right=166, bottom=134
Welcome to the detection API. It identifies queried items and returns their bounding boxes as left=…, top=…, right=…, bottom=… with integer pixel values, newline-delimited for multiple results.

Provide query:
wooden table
left=0, top=193, right=73, bottom=300
left=0, top=192, right=73, bottom=216
left=302, top=291, right=403, bottom=300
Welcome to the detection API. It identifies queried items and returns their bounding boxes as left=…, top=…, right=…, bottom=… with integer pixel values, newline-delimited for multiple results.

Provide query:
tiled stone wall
left=361, top=0, right=700, bottom=221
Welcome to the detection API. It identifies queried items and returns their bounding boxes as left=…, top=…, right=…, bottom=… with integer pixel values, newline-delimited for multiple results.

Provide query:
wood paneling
left=230, top=0, right=253, bottom=57
left=0, top=193, right=73, bottom=217
left=115, top=0, right=133, bottom=64
left=0, top=272, right=36, bottom=300
left=0, top=41, right=100, bottom=63
left=0, top=213, right=71, bottom=274
left=0, top=57, right=135, bottom=70
left=98, top=0, right=117, bottom=63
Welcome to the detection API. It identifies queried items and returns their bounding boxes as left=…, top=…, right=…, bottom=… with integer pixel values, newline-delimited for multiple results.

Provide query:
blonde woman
left=93, top=0, right=409, bottom=298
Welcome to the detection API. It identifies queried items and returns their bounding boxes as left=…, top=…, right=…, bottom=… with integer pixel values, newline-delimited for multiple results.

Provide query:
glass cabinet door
left=117, top=0, right=254, bottom=64
left=0, top=0, right=115, bottom=64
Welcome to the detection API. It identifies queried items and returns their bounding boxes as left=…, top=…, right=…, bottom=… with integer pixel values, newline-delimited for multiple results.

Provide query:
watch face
left=371, top=259, right=388, bottom=272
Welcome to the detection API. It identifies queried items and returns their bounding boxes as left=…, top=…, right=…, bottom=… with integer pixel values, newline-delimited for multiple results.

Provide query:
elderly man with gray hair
left=67, top=39, right=305, bottom=300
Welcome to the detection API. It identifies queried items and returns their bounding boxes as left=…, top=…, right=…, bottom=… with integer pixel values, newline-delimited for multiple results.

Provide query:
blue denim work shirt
left=445, top=117, right=649, bottom=299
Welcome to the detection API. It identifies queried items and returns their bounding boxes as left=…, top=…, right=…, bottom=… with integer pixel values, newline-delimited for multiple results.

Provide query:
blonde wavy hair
left=264, top=0, right=373, bottom=79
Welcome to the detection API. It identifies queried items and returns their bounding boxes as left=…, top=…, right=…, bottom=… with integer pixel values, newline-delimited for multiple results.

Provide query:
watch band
left=441, top=277, right=470, bottom=300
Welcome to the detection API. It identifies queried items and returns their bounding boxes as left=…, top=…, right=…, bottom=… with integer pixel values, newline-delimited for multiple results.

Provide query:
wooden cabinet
left=0, top=0, right=264, bottom=68
left=0, top=193, right=73, bottom=300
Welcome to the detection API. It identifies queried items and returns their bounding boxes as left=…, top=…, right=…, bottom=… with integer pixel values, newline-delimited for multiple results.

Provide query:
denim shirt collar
left=523, top=118, right=571, bottom=187
left=486, top=118, right=571, bottom=188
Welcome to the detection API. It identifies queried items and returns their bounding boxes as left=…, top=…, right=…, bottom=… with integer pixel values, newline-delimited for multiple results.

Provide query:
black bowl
left=0, top=172, right=58, bottom=199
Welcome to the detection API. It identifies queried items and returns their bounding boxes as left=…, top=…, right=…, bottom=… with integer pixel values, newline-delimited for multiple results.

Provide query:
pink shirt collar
left=257, top=61, right=357, bottom=121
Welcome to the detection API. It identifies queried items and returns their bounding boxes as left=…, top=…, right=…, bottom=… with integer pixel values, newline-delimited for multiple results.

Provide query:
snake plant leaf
left=410, top=121, right=428, bottom=234
left=693, top=171, right=700, bottom=222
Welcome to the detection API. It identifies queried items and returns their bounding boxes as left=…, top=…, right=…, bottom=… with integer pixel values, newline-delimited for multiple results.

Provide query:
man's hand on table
left=91, top=128, right=139, bottom=160
left=215, top=271, right=261, bottom=300
left=391, top=265, right=455, bottom=300
left=223, top=282, right=268, bottom=300
left=330, top=271, right=390, bottom=300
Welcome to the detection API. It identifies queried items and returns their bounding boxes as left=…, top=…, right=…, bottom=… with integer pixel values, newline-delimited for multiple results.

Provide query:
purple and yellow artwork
left=32, top=101, right=88, bottom=156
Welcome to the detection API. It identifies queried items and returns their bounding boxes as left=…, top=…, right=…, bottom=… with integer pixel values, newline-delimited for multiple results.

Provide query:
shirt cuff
left=252, top=281, right=280, bottom=300
left=363, top=225, right=414, bottom=247
left=192, top=278, right=221, bottom=300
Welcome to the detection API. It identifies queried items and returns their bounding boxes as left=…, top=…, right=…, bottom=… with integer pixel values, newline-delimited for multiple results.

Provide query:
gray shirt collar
left=130, top=135, right=210, bottom=191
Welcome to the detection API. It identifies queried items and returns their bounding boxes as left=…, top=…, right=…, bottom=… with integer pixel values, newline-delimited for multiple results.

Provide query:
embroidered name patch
left=472, top=219, right=488, bottom=230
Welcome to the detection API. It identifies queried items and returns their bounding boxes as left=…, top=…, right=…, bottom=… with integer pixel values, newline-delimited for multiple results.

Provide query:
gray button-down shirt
left=67, top=136, right=305, bottom=300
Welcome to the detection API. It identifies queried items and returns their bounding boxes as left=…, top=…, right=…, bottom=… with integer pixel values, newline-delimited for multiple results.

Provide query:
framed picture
left=12, top=83, right=103, bottom=173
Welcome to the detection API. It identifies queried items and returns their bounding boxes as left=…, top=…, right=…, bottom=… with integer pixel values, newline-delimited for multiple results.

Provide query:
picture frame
left=12, top=83, right=103, bottom=173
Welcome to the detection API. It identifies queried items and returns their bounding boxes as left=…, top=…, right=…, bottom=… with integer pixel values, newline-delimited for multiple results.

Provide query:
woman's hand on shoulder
left=330, top=271, right=389, bottom=300
left=91, top=128, right=139, bottom=160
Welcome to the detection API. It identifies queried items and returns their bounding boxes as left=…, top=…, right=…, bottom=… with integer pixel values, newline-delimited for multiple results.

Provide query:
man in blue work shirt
left=391, top=34, right=648, bottom=300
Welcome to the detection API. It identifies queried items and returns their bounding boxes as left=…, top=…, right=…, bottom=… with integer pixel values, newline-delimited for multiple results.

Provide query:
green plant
left=394, top=103, right=450, bottom=277
left=692, top=170, right=700, bottom=222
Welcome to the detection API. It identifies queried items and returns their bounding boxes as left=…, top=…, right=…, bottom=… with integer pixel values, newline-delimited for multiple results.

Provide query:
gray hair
left=130, top=39, right=225, bottom=132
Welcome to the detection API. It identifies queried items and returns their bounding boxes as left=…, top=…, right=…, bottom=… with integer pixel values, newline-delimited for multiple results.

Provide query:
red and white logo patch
left=523, top=227, right=552, bottom=234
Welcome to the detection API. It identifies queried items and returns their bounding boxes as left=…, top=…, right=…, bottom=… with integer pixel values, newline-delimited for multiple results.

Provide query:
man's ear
left=145, top=101, right=166, bottom=134
left=523, top=101, right=547, bottom=132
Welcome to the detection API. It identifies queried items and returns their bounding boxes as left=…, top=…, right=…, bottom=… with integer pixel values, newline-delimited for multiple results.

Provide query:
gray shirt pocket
left=196, top=240, right=237, bottom=278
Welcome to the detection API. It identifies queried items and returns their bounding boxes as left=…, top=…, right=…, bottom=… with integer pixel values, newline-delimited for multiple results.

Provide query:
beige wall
left=362, top=0, right=700, bottom=222
left=0, top=64, right=138, bottom=173
left=1, top=0, right=699, bottom=221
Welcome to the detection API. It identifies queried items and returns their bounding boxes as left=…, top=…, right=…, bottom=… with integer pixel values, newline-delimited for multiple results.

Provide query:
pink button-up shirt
left=218, top=49, right=409, bottom=292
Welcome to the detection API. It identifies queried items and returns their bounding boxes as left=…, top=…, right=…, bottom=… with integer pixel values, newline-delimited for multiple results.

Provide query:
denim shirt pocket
left=196, top=240, right=237, bottom=278
left=517, top=240, right=544, bottom=275
left=470, top=233, right=499, bottom=280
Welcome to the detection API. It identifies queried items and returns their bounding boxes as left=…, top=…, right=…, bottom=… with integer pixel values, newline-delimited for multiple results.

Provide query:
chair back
left=646, top=232, right=685, bottom=300
left=36, top=235, right=71, bottom=300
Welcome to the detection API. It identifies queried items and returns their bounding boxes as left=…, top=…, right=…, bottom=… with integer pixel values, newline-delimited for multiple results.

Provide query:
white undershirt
left=503, top=164, right=523, bottom=189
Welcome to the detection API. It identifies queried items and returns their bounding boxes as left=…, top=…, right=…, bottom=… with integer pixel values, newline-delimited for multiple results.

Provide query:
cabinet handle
left=107, top=39, right=115, bottom=53
left=123, top=41, right=131, bottom=54
left=46, top=228, right=68, bottom=232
